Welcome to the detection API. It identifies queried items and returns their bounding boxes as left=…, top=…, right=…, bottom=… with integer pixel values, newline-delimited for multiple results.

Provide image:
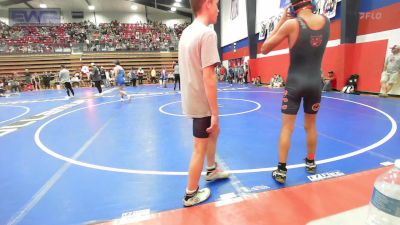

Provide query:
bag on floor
left=342, top=85, right=354, bottom=93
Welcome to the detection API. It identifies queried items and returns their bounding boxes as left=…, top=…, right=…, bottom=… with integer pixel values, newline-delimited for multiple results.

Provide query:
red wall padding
left=248, top=54, right=289, bottom=83
left=341, top=41, right=387, bottom=92
left=249, top=40, right=388, bottom=93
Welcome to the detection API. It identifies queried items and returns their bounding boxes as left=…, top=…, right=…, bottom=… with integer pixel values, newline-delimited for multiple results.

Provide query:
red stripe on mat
left=98, top=167, right=390, bottom=225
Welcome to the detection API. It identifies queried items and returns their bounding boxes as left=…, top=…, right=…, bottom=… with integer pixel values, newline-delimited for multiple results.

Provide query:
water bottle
left=366, top=159, right=400, bottom=225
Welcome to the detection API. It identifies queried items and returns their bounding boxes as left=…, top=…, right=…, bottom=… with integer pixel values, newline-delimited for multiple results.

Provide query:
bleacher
left=0, top=51, right=178, bottom=84
left=0, top=20, right=185, bottom=54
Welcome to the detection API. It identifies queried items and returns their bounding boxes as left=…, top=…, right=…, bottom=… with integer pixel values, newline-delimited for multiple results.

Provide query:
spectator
left=322, top=71, right=335, bottom=92
left=150, top=67, right=157, bottom=84
left=270, top=74, right=284, bottom=88
left=9, top=75, right=20, bottom=93
left=254, top=76, right=262, bottom=87
left=160, top=67, right=167, bottom=88
left=137, top=67, right=144, bottom=84
left=58, top=65, right=74, bottom=98
left=219, top=65, right=226, bottom=81
left=90, top=63, right=102, bottom=95
left=380, top=45, right=400, bottom=97
left=173, top=62, right=180, bottom=91
left=129, top=67, right=137, bottom=87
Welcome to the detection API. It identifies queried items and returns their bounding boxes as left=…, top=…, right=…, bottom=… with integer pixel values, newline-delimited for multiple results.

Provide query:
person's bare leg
left=118, top=86, right=127, bottom=98
left=187, top=137, right=209, bottom=191
left=386, top=83, right=393, bottom=94
left=206, top=128, right=219, bottom=167
left=273, top=113, right=297, bottom=183
left=304, top=113, right=317, bottom=158
left=381, top=82, right=389, bottom=95
left=278, top=114, right=297, bottom=163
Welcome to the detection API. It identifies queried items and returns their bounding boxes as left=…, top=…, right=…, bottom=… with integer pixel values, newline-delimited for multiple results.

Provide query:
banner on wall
left=258, top=15, right=281, bottom=40
left=279, top=0, right=339, bottom=18
left=259, top=21, right=268, bottom=40
left=280, top=0, right=341, bottom=9
left=319, top=0, right=338, bottom=18
left=231, top=0, right=239, bottom=20
left=9, top=8, right=61, bottom=26
left=260, top=0, right=339, bottom=40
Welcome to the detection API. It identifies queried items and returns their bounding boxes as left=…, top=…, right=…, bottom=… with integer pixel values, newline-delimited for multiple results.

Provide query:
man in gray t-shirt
left=178, top=0, right=229, bottom=207
left=90, top=63, right=102, bottom=95
left=173, top=62, right=180, bottom=91
left=59, top=65, right=74, bottom=98
left=380, top=45, right=400, bottom=97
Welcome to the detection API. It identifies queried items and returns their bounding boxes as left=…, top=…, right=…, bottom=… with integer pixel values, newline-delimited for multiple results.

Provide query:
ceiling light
left=173, top=3, right=181, bottom=7
left=88, top=5, right=95, bottom=11
left=171, top=7, right=176, bottom=12
left=175, top=0, right=182, bottom=2
left=131, top=5, right=138, bottom=10
left=39, top=3, right=47, bottom=8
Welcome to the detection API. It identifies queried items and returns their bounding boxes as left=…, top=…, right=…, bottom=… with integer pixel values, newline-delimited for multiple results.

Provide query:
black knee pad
left=193, top=116, right=211, bottom=138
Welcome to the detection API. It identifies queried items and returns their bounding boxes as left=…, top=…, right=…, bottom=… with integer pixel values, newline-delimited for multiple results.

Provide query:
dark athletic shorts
left=193, top=116, right=211, bottom=138
left=281, top=87, right=321, bottom=115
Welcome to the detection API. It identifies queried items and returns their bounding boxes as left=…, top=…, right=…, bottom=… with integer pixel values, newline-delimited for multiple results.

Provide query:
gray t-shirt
left=178, top=20, right=220, bottom=118
left=92, top=66, right=101, bottom=81
left=386, top=54, right=400, bottom=74
left=59, top=68, right=70, bottom=83
left=174, top=64, right=179, bottom=75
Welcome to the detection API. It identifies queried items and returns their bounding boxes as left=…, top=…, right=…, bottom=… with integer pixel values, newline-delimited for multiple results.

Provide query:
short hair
left=290, top=0, right=312, bottom=11
left=114, top=60, right=120, bottom=65
left=190, top=0, right=207, bottom=16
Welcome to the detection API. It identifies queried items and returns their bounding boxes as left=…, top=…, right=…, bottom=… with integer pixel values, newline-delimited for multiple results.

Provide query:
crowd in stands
left=0, top=20, right=189, bottom=54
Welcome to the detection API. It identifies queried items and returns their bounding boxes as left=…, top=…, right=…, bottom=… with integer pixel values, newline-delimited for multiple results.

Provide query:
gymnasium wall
left=356, top=0, right=400, bottom=94
left=0, top=8, right=190, bottom=27
left=0, top=11, right=8, bottom=24
left=240, top=0, right=400, bottom=94
left=255, top=0, right=282, bottom=34
left=220, top=0, right=248, bottom=47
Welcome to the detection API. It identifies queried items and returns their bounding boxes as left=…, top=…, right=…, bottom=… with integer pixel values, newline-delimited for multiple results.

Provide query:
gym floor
left=0, top=83, right=398, bottom=225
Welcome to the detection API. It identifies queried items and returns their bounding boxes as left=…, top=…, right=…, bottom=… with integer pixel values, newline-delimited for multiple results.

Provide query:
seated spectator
left=0, top=19, right=189, bottom=54
left=254, top=76, right=262, bottom=87
left=342, top=74, right=359, bottom=94
left=9, top=76, right=20, bottom=93
left=270, top=74, right=284, bottom=88
left=71, top=72, right=81, bottom=87
left=322, top=71, right=335, bottom=92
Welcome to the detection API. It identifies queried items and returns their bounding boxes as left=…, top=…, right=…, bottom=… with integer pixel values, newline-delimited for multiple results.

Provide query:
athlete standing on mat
left=113, top=60, right=130, bottom=101
left=261, top=0, right=330, bottom=183
left=179, top=0, right=230, bottom=207
left=91, top=63, right=103, bottom=96
left=59, top=65, right=75, bottom=99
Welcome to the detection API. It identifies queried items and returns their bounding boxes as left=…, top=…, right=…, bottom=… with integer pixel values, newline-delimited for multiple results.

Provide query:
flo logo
left=359, top=12, right=383, bottom=20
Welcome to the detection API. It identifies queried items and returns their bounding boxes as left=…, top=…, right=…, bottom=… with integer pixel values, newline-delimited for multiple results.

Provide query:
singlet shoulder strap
left=296, top=17, right=307, bottom=30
